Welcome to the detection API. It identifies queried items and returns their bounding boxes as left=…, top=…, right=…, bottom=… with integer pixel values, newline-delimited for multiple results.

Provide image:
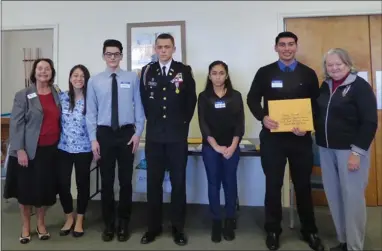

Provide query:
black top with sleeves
left=197, top=88, right=245, bottom=147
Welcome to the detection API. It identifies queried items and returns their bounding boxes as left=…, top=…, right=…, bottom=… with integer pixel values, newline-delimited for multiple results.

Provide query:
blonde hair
left=322, top=48, right=357, bottom=79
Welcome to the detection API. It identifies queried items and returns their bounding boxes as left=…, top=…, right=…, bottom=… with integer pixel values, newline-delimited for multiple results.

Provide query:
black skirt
left=3, top=144, right=58, bottom=207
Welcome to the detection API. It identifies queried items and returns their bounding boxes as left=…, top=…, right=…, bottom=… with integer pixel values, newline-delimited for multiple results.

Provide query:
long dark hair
left=204, top=60, right=233, bottom=92
left=29, top=58, right=56, bottom=86
left=68, top=64, right=90, bottom=115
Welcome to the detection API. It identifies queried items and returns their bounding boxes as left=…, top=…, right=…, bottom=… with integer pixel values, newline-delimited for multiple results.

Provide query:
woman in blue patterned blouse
left=57, top=64, right=92, bottom=237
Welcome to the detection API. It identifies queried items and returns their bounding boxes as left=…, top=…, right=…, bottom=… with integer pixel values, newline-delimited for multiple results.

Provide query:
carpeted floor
left=1, top=198, right=382, bottom=250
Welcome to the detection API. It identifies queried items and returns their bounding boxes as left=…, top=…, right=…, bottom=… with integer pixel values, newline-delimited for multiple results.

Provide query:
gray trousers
left=318, top=147, right=370, bottom=251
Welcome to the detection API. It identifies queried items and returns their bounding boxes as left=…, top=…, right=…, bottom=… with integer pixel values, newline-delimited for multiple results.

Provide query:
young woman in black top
left=197, top=60, right=244, bottom=243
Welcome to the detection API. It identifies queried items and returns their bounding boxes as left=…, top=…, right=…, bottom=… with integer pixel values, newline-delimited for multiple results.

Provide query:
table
left=88, top=139, right=262, bottom=208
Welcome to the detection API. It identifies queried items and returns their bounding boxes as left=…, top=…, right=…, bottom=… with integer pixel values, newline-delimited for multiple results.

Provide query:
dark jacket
left=247, top=61, right=320, bottom=135
left=140, top=60, right=197, bottom=142
left=198, top=88, right=245, bottom=147
left=315, top=73, right=378, bottom=155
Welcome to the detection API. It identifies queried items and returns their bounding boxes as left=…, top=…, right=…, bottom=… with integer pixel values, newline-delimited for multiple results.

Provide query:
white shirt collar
left=159, top=59, right=172, bottom=75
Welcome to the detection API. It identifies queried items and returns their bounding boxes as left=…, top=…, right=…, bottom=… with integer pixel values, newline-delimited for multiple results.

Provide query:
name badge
left=214, top=100, right=226, bottom=109
left=271, top=80, right=283, bottom=88
left=27, top=93, right=37, bottom=99
left=120, top=82, right=131, bottom=88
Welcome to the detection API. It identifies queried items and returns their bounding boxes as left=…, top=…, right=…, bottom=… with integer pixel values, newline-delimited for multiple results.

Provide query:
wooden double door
left=285, top=14, right=382, bottom=206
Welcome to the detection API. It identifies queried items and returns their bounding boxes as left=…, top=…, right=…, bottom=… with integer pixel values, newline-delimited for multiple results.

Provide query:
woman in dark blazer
left=197, top=60, right=244, bottom=243
left=3, top=58, right=61, bottom=244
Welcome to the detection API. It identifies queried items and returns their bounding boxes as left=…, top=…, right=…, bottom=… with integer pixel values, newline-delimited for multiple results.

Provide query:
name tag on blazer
left=27, top=93, right=37, bottom=99
left=271, top=80, right=283, bottom=88
left=214, top=100, right=226, bottom=109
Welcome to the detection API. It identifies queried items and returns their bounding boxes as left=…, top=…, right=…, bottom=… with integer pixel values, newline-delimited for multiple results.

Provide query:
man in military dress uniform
left=139, top=33, right=197, bottom=246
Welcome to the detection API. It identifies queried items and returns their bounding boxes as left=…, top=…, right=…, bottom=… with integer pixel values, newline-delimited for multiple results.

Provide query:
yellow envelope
left=268, top=98, right=314, bottom=133
left=187, top=137, right=203, bottom=144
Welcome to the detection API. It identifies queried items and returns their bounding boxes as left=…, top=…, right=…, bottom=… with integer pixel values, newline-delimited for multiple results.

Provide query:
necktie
left=285, top=66, right=291, bottom=72
left=162, top=66, right=167, bottom=76
left=111, top=73, right=119, bottom=131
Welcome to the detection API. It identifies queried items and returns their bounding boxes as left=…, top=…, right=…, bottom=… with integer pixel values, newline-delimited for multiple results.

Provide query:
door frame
left=1, top=24, right=59, bottom=85
left=276, top=8, right=382, bottom=207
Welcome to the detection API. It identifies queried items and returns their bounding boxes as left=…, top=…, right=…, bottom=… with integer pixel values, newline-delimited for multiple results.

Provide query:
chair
left=289, top=175, right=324, bottom=229
left=289, top=134, right=324, bottom=229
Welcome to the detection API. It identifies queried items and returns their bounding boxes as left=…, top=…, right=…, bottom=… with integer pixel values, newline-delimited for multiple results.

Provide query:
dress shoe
left=36, top=226, right=50, bottom=240
left=19, top=234, right=31, bottom=244
left=72, top=231, right=84, bottom=238
left=302, top=233, right=325, bottom=251
left=101, top=225, right=115, bottom=242
left=330, top=243, right=347, bottom=251
left=211, top=220, right=222, bottom=243
left=117, top=221, right=130, bottom=242
left=140, top=228, right=162, bottom=244
left=172, top=227, right=188, bottom=246
left=266, top=232, right=280, bottom=250
left=59, top=223, right=74, bottom=236
left=223, top=218, right=235, bottom=241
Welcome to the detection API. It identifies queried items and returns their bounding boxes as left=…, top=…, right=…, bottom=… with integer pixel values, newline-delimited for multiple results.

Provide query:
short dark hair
left=155, top=33, right=175, bottom=46
left=275, top=31, right=298, bottom=45
left=68, top=64, right=91, bottom=115
left=29, top=58, right=56, bottom=86
left=204, top=60, right=233, bottom=92
left=103, top=39, right=123, bottom=54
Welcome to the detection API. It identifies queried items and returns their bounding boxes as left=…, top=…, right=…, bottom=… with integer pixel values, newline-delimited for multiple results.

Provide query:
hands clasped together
left=214, top=145, right=236, bottom=159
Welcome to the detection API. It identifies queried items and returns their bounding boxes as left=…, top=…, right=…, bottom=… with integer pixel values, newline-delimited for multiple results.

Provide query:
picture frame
left=126, top=21, right=186, bottom=74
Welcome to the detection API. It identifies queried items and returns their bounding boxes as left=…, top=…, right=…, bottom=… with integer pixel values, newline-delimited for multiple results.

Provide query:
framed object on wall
left=126, top=21, right=186, bottom=75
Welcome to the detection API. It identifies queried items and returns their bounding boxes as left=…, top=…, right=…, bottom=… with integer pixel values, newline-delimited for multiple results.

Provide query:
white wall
left=1, top=29, right=53, bottom=114
left=2, top=1, right=380, bottom=138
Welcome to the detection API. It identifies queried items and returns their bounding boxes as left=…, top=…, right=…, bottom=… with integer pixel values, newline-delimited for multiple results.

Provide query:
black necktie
left=162, top=66, right=167, bottom=76
left=111, top=73, right=119, bottom=131
left=285, top=66, right=291, bottom=72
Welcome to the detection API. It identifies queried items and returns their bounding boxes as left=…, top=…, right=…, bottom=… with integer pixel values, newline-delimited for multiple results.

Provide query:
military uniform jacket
left=140, top=60, right=197, bottom=142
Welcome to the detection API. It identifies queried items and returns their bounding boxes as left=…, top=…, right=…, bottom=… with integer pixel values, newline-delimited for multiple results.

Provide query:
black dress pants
left=57, top=149, right=93, bottom=214
left=96, top=125, right=135, bottom=227
left=259, top=129, right=318, bottom=235
left=145, top=140, right=188, bottom=232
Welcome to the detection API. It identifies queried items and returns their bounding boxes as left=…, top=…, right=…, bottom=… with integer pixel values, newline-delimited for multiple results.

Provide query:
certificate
left=268, top=98, right=314, bottom=133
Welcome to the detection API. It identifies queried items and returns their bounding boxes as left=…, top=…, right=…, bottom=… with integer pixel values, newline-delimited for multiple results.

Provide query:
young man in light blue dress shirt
left=86, top=39, right=145, bottom=242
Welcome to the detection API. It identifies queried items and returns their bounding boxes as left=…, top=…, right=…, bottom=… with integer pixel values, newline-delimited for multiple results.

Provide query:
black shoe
left=59, top=228, right=71, bottom=236
left=266, top=232, right=280, bottom=250
left=101, top=225, right=115, bottom=242
left=59, top=223, right=74, bottom=236
left=140, top=228, right=162, bottom=244
left=72, top=231, right=84, bottom=238
left=223, top=218, right=235, bottom=241
left=330, top=243, right=347, bottom=251
left=117, top=220, right=130, bottom=242
left=302, top=233, right=325, bottom=251
left=172, top=227, right=188, bottom=246
left=211, top=220, right=222, bottom=243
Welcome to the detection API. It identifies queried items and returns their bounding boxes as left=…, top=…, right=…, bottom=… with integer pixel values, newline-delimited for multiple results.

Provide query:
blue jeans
left=202, top=145, right=240, bottom=220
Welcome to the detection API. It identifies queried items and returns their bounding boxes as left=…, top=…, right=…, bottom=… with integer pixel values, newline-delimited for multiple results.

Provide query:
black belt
left=97, top=124, right=134, bottom=130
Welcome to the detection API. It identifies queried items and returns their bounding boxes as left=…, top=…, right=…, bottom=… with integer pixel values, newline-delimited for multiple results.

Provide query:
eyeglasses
left=104, top=52, right=122, bottom=58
